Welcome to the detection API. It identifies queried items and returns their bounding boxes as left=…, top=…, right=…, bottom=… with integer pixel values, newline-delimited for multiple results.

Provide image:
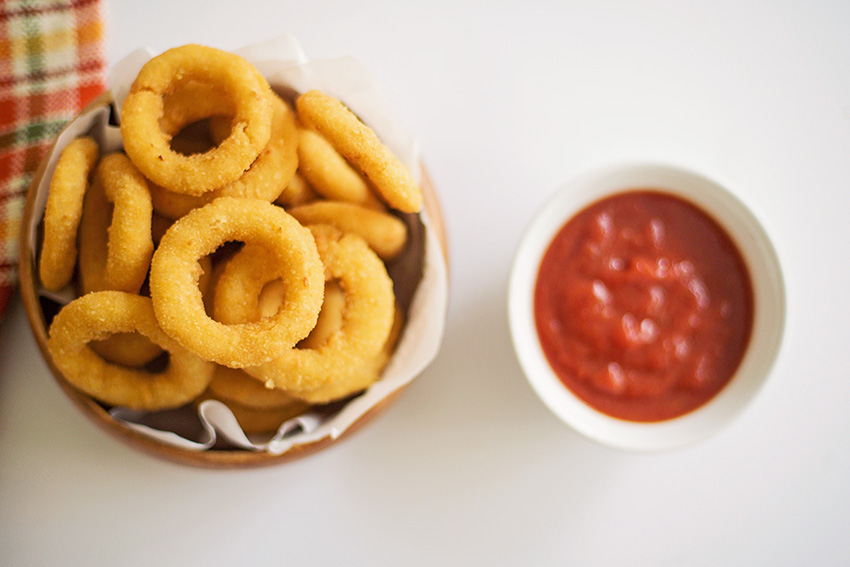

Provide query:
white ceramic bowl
left=508, top=163, right=786, bottom=451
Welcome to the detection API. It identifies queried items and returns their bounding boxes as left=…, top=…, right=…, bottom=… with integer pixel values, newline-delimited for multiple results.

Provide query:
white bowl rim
left=508, top=162, right=786, bottom=451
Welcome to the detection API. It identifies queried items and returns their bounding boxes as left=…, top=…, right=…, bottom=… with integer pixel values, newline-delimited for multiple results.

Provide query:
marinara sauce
left=534, top=191, right=753, bottom=422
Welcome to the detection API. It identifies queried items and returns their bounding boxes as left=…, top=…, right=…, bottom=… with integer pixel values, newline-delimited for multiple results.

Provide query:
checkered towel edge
left=0, top=0, right=108, bottom=319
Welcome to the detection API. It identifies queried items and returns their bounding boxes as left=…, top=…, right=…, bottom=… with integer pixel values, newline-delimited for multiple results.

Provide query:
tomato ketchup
left=534, top=191, right=753, bottom=422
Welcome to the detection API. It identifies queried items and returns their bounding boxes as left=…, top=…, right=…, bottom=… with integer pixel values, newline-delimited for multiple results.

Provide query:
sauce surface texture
left=534, top=190, right=753, bottom=422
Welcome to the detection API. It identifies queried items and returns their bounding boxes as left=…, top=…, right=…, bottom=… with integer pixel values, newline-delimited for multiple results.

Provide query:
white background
left=2, top=1, right=849, bottom=565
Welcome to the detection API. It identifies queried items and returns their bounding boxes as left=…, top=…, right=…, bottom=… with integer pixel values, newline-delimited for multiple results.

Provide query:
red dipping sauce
left=534, top=190, right=754, bottom=422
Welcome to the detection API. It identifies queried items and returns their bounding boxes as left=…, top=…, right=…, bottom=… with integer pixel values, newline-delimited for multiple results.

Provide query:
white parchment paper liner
left=29, top=36, right=448, bottom=456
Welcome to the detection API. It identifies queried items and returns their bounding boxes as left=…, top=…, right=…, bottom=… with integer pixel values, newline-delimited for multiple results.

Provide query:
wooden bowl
left=18, top=93, right=447, bottom=469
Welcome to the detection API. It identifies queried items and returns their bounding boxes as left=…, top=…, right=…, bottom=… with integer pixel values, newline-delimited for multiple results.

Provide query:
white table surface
left=2, top=1, right=849, bottom=565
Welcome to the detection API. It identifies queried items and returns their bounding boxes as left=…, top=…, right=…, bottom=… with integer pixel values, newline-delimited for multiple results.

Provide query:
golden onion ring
left=244, top=225, right=395, bottom=393
left=47, top=291, right=215, bottom=411
left=149, top=197, right=324, bottom=368
left=296, top=127, right=377, bottom=206
left=121, top=44, right=273, bottom=196
left=77, top=153, right=153, bottom=294
left=296, top=89, right=421, bottom=213
left=39, top=136, right=99, bottom=291
left=149, top=94, right=298, bottom=219
left=292, top=301, right=404, bottom=404
left=288, top=200, right=408, bottom=260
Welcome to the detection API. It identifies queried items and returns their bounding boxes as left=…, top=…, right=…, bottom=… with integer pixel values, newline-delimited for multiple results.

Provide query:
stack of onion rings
left=40, top=43, right=422, bottom=437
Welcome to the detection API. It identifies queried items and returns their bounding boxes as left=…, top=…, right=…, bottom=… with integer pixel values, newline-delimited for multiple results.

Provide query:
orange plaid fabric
left=0, top=0, right=107, bottom=320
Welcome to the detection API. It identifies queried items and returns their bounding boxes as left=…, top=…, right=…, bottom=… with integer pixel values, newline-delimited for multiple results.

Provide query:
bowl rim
left=18, top=92, right=448, bottom=469
left=508, top=161, right=786, bottom=451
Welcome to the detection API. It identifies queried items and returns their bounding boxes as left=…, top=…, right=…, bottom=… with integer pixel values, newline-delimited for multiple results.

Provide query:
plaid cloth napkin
left=0, top=0, right=107, bottom=320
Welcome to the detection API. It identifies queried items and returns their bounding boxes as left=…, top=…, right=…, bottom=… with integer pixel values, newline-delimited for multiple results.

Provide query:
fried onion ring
left=295, top=90, right=422, bottom=213
left=296, top=127, right=375, bottom=205
left=77, top=175, right=111, bottom=293
left=149, top=197, right=324, bottom=368
left=216, top=258, right=349, bottom=352
left=149, top=94, right=298, bottom=219
left=46, top=291, right=215, bottom=410
left=249, top=274, right=398, bottom=403
left=121, top=44, right=273, bottom=196
left=288, top=200, right=408, bottom=260
left=77, top=153, right=154, bottom=294
left=39, top=136, right=99, bottom=291
left=243, top=225, right=395, bottom=392
left=291, top=301, right=404, bottom=404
